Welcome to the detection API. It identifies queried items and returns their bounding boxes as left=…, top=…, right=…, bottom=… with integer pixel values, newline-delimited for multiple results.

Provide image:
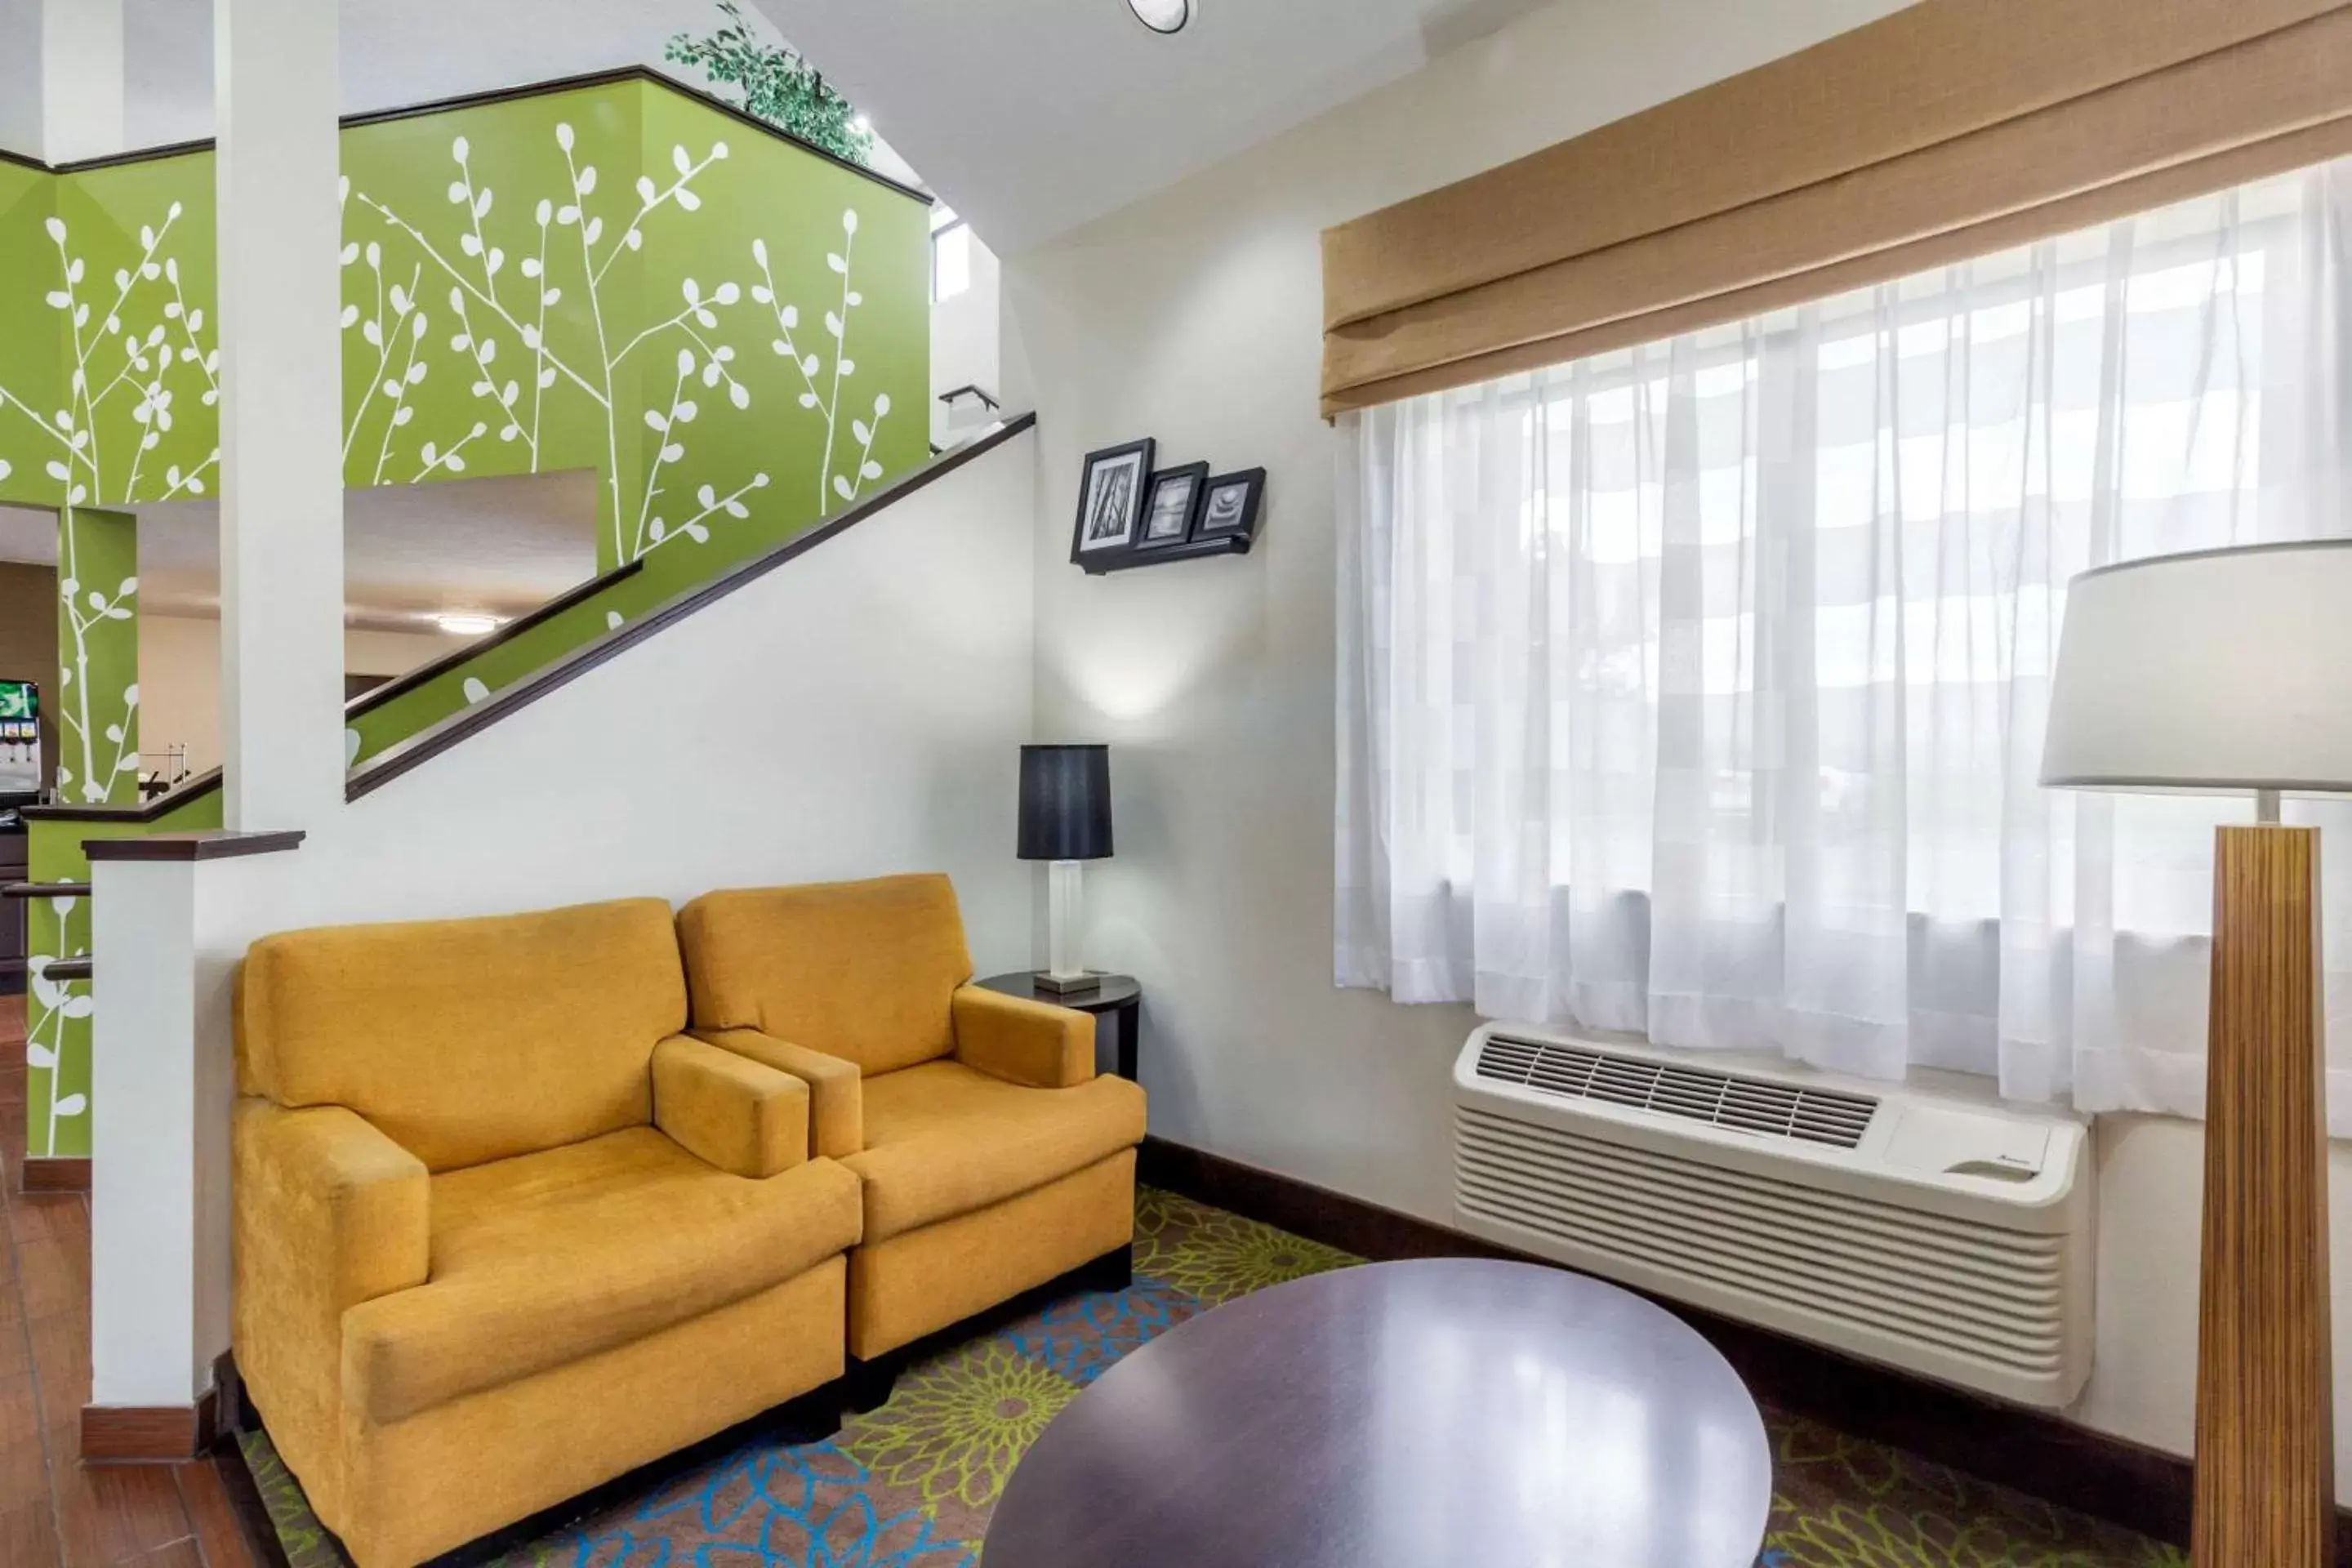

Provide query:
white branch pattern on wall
left=345, top=127, right=889, bottom=571
left=341, top=125, right=893, bottom=568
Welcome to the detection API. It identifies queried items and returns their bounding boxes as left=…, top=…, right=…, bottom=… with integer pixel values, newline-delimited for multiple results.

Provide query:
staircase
left=0, top=66, right=991, bottom=1187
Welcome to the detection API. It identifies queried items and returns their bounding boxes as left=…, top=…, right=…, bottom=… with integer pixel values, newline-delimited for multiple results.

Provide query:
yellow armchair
left=952, top=984, right=1095, bottom=1088
left=680, top=874, right=1147, bottom=1365
left=232, top=898, right=861, bottom=1568
left=652, top=1033, right=811, bottom=1178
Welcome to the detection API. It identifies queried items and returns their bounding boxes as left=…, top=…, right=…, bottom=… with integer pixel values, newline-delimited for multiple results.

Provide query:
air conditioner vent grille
left=1454, top=1107, right=2066, bottom=1378
left=1475, top=1034, right=1877, bottom=1148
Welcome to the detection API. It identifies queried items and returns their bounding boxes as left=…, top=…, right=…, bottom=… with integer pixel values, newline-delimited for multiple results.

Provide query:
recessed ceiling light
left=434, top=612, right=502, bottom=636
left=1129, top=0, right=1191, bottom=34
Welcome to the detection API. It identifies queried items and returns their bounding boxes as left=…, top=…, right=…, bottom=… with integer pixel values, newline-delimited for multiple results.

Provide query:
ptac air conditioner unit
left=1453, top=1022, right=2091, bottom=1407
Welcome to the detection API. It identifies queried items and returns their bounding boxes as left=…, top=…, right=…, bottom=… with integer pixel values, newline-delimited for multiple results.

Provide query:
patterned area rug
left=241, top=1188, right=2184, bottom=1567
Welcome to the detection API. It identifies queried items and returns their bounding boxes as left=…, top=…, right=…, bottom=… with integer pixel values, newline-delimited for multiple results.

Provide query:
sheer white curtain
left=1338, top=158, right=2352, bottom=1127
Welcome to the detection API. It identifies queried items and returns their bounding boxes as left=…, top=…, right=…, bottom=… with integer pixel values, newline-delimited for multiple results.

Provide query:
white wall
left=0, top=2, right=40, bottom=158
left=931, top=226, right=1003, bottom=450
left=1009, top=0, right=2352, bottom=1499
left=138, top=614, right=470, bottom=781
left=123, top=430, right=1036, bottom=1400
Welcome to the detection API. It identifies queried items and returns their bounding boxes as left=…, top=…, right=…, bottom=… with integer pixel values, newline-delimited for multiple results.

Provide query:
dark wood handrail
left=20, top=769, right=221, bottom=825
left=348, top=412, right=1036, bottom=801
left=345, top=558, right=646, bottom=720
left=15, top=67, right=932, bottom=206
left=42, top=957, right=91, bottom=982
left=16, top=422, right=1036, bottom=819
left=18, top=555, right=646, bottom=825
left=2, top=883, right=91, bottom=899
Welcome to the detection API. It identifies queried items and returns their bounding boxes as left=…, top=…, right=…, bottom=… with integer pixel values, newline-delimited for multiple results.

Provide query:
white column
left=87, top=859, right=198, bottom=1407
left=38, top=0, right=125, bottom=164
left=216, top=0, right=345, bottom=830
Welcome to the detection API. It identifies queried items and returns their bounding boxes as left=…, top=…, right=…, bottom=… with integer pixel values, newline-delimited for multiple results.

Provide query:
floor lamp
left=2043, top=541, right=2352, bottom=1568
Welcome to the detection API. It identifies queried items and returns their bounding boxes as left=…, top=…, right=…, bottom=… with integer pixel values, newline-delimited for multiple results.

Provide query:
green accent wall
left=2, top=77, right=930, bottom=1159
left=54, top=507, right=139, bottom=808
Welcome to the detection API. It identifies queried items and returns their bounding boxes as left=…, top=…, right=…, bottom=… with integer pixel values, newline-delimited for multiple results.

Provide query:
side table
left=975, top=972, right=1141, bottom=1081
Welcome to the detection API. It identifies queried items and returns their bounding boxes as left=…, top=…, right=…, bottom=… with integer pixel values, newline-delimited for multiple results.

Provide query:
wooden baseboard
left=82, top=1381, right=218, bottom=1463
left=21, top=1156, right=91, bottom=1193
left=1138, top=1133, right=2352, bottom=1567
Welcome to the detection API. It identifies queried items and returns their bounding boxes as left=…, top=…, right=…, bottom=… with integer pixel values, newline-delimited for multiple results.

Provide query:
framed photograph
left=1196, top=467, right=1265, bottom=543
left=1071, top=438, right=1156, bottom=564
left=1136, top=461, right=1210, bottom=553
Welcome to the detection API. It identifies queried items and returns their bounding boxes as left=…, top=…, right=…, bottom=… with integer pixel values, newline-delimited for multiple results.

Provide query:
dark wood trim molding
left=347, top=413, right=1037, bottom=801
left=20, top=1156, right=91, bottom=1194
left=1136, top=1134, right=2292, bottom=1563
left=0, top=142, right=42, bottom=172
left=41, top=958, right=91, bottom=982
left=342, top=67, right=929, bottom=204
left=20, top=768, right=221, bottom=824
left=84, top=830, right=305, bottom=863
left=38, top=66, right=931, bottom=206
left=82, top=1386, right=218, bottom=1464
left=1085, top=532, right=1254, bottom=574
left=345, top=556, right=646, bottom=720
left=1, top=882, right=91, bottom=900
left=49, top=136, right=214, bottom=176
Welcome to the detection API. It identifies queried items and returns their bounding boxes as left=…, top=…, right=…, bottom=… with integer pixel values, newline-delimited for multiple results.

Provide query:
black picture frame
left=1194, top=467, right=1265, bottom=543
left=1135, top=461, right=1211, bottom=554
left=1071, top=438, right=1156, bottom=565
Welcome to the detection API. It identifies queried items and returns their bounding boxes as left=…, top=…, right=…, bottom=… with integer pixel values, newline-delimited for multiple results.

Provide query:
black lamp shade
left=1018, top=744, right=1113, bottom=861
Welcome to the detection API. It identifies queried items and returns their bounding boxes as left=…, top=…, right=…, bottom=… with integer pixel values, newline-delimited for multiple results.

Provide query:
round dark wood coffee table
left=984, top=1258, right=1772, bottom=1568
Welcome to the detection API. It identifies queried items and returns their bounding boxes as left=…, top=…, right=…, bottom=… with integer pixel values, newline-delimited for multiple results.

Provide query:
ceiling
left=0, top=470, right=599, bottom=632
left=751, top=0, right=1557, bottom=252
left=16, top=0, right=1554, bottom=254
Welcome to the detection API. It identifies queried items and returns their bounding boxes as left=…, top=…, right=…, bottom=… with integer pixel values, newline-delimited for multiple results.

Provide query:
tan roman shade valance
left=1321, top=0, right=2352, bottom=416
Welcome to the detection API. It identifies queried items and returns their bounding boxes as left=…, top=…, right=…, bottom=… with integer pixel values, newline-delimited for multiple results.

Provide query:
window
left=1338, top=158, right=2352, bottom=1126
left=932, top=211, right=970, bottom=303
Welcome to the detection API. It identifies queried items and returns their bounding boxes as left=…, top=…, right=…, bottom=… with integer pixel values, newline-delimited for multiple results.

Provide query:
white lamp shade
left=2042, top=541, right=2352, bottom=795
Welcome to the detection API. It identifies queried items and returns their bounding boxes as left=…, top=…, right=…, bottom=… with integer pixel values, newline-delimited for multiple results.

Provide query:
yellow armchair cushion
left=238, top=898, right=688, bottom=1172
left=343, top=1129, right=861, bottom=1424
left=678, top=875, right=973, bottom=1076
left=695, top=1027, right=863, bottom=1159
left=844, top=1060, right=1147, bottom=1244
left=653, top=1034, right=809, bottom=1178
left=232, top=1099, right=430, bottom=1530
left=952, top=986, right=1095, bottom=1089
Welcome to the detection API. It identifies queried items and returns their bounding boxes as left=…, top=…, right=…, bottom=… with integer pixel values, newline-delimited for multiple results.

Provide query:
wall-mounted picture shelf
left=1069, top=445, right=1265, bottom=574
left=1083, top=531, right=1254, bottom=573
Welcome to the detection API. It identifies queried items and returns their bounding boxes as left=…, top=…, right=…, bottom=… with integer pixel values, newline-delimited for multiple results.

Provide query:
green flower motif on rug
left=238, top=1430, right=345, bottom=1568
left=1135, top=1189, right=1357, bottom=1305
left=838, top=1339, right=1078, bottom=1513
left=1762, top=1503, right=2184, bottom=1568
left=1761, top=1408, right=2186, bottom=1568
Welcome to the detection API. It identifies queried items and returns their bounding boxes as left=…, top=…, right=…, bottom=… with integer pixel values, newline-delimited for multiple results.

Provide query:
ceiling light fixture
left=434, top=612, right=502, bottom=637
left=1128, top=0, right=1191, bottom=34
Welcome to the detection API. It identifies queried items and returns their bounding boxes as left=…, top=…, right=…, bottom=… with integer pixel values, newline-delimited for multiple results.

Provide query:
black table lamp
left=1018, top=744, right=1112, bottom=994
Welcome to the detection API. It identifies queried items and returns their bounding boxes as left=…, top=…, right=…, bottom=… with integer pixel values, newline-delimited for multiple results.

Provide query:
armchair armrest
left=233, top=1100, right=430, bottom=1437
left=653, top=1035, right=810, bottom=1178
left=693, top=1027, right=863, bottom=1158
left=952, top=986, right=1095, bottom=1089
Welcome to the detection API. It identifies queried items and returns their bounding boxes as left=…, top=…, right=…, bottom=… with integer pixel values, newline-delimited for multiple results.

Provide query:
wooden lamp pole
left=2194, top=796, right=2332, bottom=1567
